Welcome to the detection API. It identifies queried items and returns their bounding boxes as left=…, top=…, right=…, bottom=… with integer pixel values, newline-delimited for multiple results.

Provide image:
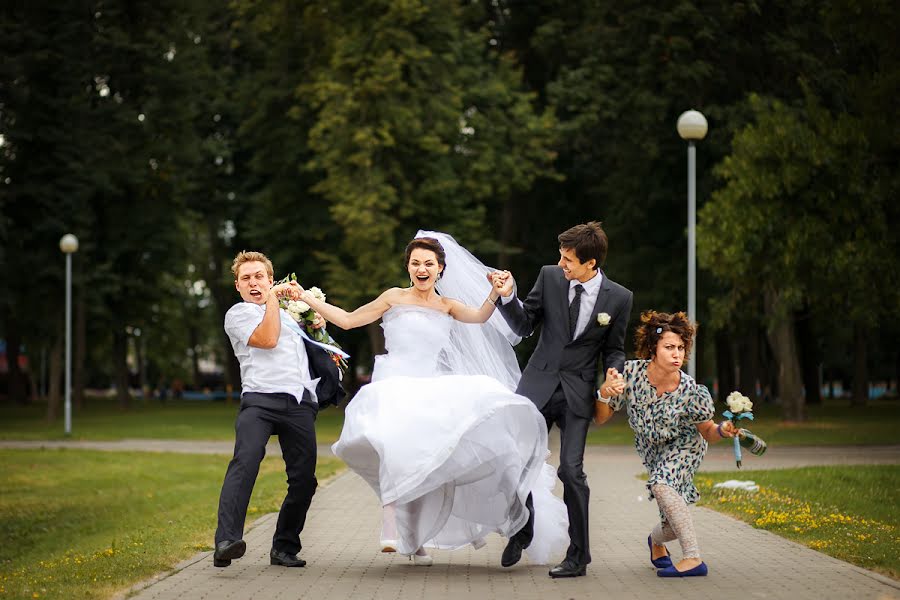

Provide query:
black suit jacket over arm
left=303, top=338, right=344, bottom=408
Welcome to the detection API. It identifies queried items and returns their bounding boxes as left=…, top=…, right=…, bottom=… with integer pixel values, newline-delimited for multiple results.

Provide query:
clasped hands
left=486, top=270, right=515, bottom=297
left=273, top=282, right=326, bottom=330
left=599, top=367, right=625, bottom=400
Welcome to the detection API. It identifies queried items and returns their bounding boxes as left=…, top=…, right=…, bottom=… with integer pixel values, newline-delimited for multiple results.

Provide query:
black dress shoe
left=549, top=560, right=586, bottom=578
left=501, top=538, right=524, bottom=568
left=270, top=549, right=306, bottom=567
left=213, top=539, right=246, bottom=568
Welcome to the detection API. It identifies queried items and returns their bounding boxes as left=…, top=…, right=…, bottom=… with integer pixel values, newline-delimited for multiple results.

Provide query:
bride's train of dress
left=525, top=462, right=569, bottom=564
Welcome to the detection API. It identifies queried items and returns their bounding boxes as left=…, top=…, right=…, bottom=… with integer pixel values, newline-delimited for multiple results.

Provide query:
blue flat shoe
left=647, top=535, right=673, bottom=569
left=657, top=561, right=708, bottom=577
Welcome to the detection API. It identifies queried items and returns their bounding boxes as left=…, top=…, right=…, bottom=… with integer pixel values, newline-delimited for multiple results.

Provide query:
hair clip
left=656, top=327, right=663, bottom=334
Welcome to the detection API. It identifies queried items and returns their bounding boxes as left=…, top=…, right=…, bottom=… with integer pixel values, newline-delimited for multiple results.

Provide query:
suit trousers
left=215, top=392, right=318, bottom=555
left=516, top=384, right=592, bottom=565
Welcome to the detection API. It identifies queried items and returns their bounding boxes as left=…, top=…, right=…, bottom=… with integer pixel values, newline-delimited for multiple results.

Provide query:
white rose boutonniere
left=597, top=312, right=611, bottom=327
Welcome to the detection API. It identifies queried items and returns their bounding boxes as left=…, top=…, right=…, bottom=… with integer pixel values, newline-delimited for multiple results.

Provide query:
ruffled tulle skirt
left=332, top=374, right=568, bottom=561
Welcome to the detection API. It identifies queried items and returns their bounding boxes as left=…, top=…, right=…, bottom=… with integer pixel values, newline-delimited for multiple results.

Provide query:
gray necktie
left=569, top=284, right=585, bottom=339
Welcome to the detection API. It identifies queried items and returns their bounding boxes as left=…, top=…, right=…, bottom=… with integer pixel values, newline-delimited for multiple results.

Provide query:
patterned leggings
left=649, top=484, right=701, bottom=559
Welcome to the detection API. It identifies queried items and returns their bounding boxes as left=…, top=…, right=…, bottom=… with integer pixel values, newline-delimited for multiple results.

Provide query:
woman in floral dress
left=595, top=310, right=737, bottom=578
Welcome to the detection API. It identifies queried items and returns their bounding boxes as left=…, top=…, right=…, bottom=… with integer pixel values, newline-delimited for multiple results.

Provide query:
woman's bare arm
left=445, top=291, right=502, bottom=324
left=300, top=288, right=398, bottom=330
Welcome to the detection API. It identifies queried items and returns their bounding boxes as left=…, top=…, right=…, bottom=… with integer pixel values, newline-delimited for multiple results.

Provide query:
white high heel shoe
left=380, top=540, right=398, bottom=553
left=412, top=549, right=433, bottom=566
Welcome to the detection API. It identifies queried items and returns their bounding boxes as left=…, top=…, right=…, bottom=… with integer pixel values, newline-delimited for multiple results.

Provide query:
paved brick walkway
left=109, top=442, right=900, bottom=600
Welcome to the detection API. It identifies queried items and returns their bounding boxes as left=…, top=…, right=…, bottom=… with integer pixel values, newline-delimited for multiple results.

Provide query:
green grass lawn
left=0, top=398, right=346, bottom=444
left=696, top=465, right=900, bottom=579
left=0, top=448, right=344, bottom=599
left=2, top=396, right=898, bottom=447
left=588, top=396, right=900, bottom=445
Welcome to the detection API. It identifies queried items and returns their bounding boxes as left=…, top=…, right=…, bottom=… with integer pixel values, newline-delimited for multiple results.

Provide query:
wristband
left=596, top=390, right=611, bottom=404
left=716, top=421, right=725, bottom=437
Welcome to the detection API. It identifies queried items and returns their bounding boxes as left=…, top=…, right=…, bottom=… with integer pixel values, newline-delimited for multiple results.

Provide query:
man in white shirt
left=213, top=251, right=343, bottom=568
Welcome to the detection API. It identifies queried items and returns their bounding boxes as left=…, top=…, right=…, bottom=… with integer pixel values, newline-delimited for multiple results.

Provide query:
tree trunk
left=342, top=337, right=362, bottom=397
left=112, top=328, right=131, bottom=409
left=795, top=308, right=822, bottom=404
left=5, top=324, right=28, bottom=404
left=204, top=217, right=241, bottom=404
left=737, top=326, right=762, bottom=403
left=73, top=284, right=87, bottom=409
left=895, top=347, right=899, bottom=397
left=851, top=323, right=868, bottom=406
left=46, top=337, right=63, bottom=422
left=714, top=329, right=735, bottom=402
left=497, top=196, right=515, bottom=268
left=189, top=323, right=202, bottom=387
left=136, top=334, right=147, bottom=399
left=366, top=322, right=386, bottom=359
left=764, top=289, right=805, bottom=421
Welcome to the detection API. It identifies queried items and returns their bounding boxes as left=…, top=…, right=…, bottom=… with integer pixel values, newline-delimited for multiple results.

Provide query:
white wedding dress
left=332, top=232, right=568, bottom=563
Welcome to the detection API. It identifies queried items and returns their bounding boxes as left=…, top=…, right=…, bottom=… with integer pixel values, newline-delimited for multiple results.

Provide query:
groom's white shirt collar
left=568, top=270, right=603, bottom=298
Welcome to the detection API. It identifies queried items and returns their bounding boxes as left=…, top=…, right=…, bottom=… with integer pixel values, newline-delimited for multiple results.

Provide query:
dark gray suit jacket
left=498, top=266, right=633, bottom=419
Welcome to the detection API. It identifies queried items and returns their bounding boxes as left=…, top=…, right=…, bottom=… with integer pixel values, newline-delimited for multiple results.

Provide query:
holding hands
left=487, top=270, right=515, bottom=298
left=598, top=367, right=625, bottom=401
left=271, top=281, right=302, bottom=302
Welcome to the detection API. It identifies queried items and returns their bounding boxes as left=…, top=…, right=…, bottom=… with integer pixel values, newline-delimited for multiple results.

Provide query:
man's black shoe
left=501, top=538, right=525, bottom=568
left=213, top=539, right=246, bottom=568
left=549, top=559, right=586, bottom=578
left=270, top=549, right=307, bottom=567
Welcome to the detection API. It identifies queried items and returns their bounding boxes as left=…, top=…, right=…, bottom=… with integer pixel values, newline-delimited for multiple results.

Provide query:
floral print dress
left=608, top=360, right=715, bottom=510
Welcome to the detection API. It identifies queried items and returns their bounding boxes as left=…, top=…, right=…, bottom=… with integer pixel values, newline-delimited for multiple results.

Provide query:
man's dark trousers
left=514, top=384, right=592, bottom=566
left=215, top=391, right=318, bottom=555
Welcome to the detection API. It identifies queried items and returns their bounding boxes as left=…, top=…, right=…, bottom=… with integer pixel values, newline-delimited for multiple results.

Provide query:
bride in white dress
left=297, top=231, right=566, bottom=565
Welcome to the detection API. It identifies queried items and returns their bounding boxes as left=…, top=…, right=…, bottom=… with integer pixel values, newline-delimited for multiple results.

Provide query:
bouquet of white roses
left=276, top=273, right=348, bottom=373
left=723, top=391, right=755, bottom=468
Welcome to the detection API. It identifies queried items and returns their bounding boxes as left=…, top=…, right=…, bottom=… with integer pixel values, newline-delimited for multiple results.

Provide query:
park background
left=1, top=1, right=898, bottom=599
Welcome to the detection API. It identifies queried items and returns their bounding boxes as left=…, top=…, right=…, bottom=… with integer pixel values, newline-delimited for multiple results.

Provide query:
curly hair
left=633, top=310, right=697, bottom=360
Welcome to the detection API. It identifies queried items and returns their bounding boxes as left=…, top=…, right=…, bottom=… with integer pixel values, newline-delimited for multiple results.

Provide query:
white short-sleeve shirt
left=224, top=302, right=320, bottom=404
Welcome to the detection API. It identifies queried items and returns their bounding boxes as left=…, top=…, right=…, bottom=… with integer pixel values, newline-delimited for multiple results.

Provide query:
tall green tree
left=698, top=91, right=898, bottom=420
left=291, top=0, right=558, bottom=357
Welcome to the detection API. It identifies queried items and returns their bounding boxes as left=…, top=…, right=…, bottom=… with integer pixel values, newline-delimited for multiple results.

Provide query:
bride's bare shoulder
left=382, top=287, right=408, bottom=303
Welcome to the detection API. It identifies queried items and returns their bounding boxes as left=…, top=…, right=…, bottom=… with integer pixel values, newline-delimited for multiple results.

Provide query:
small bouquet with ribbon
left=723, top=391, right=757, bottom=468
left=276, top=273, right=348, bottom=373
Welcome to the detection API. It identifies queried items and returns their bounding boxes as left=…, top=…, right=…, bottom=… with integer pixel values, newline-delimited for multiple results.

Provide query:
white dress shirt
left=224, top=302, right=320, bottom=404
left=568, top=271, right=603, bottom=338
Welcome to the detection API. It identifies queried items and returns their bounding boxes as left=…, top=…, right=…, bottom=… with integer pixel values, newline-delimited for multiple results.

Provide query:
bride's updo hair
left=404, top=236, right=447, bottom=274
left=634, top=310, right=696, bottom=361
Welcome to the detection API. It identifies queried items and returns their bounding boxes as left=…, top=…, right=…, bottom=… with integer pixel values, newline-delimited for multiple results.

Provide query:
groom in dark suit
left=491, top=222, right=632, bottom=578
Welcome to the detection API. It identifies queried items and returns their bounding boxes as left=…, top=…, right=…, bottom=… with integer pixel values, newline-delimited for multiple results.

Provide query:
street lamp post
left=59, top=234, right=79, bottom=435
left=676, top=110, right=708, bottom=380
